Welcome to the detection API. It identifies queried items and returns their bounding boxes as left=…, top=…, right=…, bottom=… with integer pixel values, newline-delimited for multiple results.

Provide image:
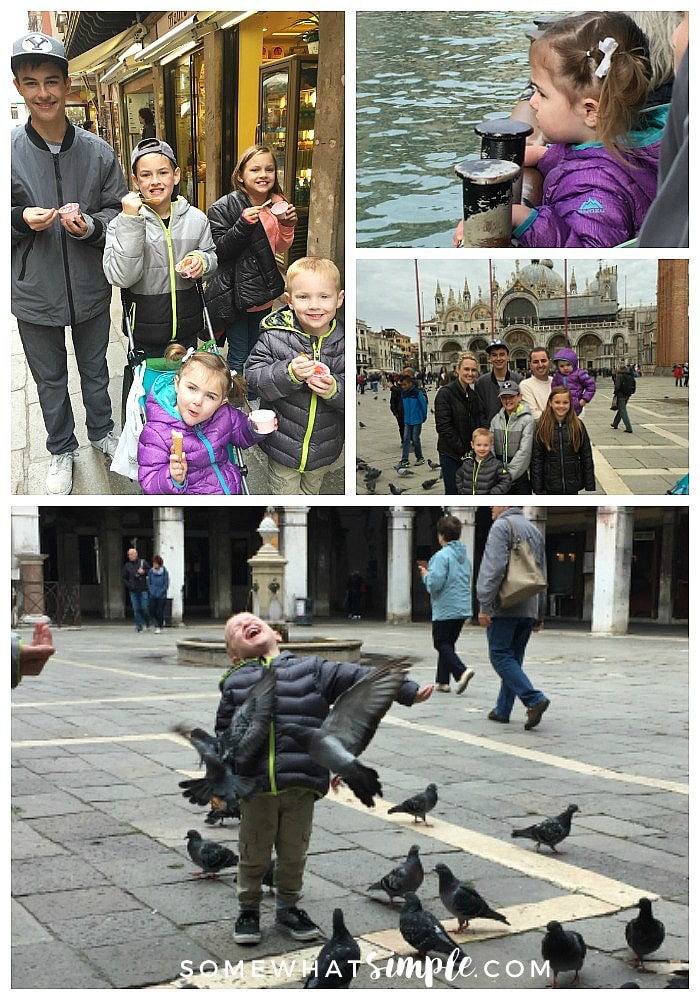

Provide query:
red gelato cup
left=270, top=200, right=290, bottom=217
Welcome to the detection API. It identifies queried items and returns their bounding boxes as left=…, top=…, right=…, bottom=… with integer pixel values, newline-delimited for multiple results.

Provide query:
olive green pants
left=237, top=787, right=316, bottom=909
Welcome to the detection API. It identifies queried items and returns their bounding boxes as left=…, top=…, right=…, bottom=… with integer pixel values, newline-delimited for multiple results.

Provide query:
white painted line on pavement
left=382, top=716, right=688, bottom=795
left=589, top=445, right=631, bottom=494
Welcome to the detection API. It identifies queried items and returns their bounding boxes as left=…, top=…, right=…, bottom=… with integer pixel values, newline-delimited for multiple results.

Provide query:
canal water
left=356, top=10, right=555, bottom=248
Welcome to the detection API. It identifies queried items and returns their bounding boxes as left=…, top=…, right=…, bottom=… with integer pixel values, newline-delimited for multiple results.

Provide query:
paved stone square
left=11, top=619, right=688, bottom=989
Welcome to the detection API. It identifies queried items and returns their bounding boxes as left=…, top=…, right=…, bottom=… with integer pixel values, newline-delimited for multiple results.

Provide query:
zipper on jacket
left=53, top=153, right=76, bottom=326
left=150, top=209, right=178, bottom=341
left=556, top=423, right=566, bottom=491
left=195, top=425, right=232, bottom=494
left=18, top=236, right=36, bottom=281
left=297, top=333, right=330, bottom=472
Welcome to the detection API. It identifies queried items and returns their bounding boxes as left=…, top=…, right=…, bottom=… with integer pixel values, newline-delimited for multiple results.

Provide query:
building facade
left=12, top=506, right=688, bottom=636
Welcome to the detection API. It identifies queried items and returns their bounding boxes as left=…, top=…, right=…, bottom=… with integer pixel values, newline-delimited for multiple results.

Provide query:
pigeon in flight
left=278, top=660, right=411, bottom=808
left=176, top=670, right=276, bottom=806
left=204, top=795, right=241, bottom=825
left=304, top=908, right=361, bottom=988
left=399, top=892, right=470, bottom=962
left=511, top=803, right=579, bottom=853
left=625, top=898, right=665, bottom=972
left=434, top=862, right=509, bottom=931
left=541, top=920, right=586, bottom=987
left=368, top=844, right=424, bottom=905
left=388, top=783, right=438, bottom=825
left=185, top=829, right=238, bottom=878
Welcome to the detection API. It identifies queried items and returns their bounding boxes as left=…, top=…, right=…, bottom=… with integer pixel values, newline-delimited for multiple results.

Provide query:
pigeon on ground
left=364, top=469, right=381, bottom=482
left=365, top=480, right=376, bottom=495
left=625, top=898, right=665, bottom=972
left=396, top=467, right=415, bottom=477
left=278, top=659, right=411, bottom=808
left=421, top=478, right=440, bottom=490
left=665, top=969, right=689, bottom=989
left=541, top=920, right=586, bottom=987
left=511, top=803, right=579, bottom=853
left=204, top=795, right=241, bottom=825
left=388, top=783, right=438, bottom=825
left=304, top=908, right=361, bottom=988
left=389, top=483, right=406, bottom=495
left=359, top=421, right=366, bottom=428
left=434, top=862, right=509, bottom=931
left=176, top=671, right=276, bottom=806
left=185, top=829, right=238, bottom=878
left=368, top=844, right=424, bottom=905
left=399, top=892, right=470, bottom=962
left=427, top=459, right=441, bottom=471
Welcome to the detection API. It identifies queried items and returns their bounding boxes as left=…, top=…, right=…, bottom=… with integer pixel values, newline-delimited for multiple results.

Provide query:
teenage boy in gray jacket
left=11, top=32, right=127, bottom=494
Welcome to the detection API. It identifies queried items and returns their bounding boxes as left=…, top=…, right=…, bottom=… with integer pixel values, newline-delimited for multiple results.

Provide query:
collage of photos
left=11, top=8, right=689, bottom=992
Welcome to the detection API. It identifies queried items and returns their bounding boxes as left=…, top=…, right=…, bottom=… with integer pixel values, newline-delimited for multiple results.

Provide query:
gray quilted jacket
left=245, top=307, right=345, bottom=472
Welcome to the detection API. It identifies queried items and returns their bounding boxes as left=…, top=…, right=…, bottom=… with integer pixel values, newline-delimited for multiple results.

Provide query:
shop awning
left=134, top=11, right=249, bottom=65
left=68, top=24, right=146, bottom=76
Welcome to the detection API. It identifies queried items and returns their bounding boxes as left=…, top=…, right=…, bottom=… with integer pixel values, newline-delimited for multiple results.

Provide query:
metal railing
left=12, top=582, right=82, bottom=627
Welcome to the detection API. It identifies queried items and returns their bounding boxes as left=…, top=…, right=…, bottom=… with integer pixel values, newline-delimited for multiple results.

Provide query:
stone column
left=100, top=509, right=125, bottom=620
left=16, top=555, right=49, bottom=624
left=386, top=507, right=414, bottom=624
left=656, top=510, right=676, bottom=624
left=208, top=509, right=230, bottom=620
left=280, top=507, right=310, bottom=621
left=592, top=507, right=634, bottom=634
left=154, top=507, right=185, bottom=625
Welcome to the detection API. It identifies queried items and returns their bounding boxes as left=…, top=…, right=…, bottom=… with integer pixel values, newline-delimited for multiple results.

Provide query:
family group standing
left=11, top=31, right=344, bottom=497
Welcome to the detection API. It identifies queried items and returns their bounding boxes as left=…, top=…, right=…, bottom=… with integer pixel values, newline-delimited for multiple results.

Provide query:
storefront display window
left=165, top=50, right=206, bottom=208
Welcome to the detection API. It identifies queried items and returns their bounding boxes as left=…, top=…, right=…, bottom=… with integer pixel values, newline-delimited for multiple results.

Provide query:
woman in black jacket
left=435, top=352, right=485, bottom=494
left=531, top=387, right=596, bottom=494
left=205, top=145, right=296, bottom=381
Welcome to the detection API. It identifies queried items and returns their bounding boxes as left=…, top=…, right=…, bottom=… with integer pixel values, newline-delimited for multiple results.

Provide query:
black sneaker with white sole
left=234, top=910, right=261, bottom=945
left=275, top=906, right=321, bottom=941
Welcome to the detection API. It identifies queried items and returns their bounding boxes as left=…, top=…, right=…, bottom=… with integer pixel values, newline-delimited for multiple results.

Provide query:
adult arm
left=506, top=414, right=534, bottom=482
left=434, top=389, right=465, bottom=457
left=580, top=428, right=596, bottom=491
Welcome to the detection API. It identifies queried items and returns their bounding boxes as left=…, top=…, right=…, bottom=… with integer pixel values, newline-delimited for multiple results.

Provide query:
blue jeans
left=401, top=423, right=423, bottom=462
left=486, top=616, right=545, bottom=720
left=440, top=453, right=461, bottom=495
left=226, top=309, right=271, bottom=383
left=612, top=394, right=632, bottom=432
left=129, top=591, right=150, bottom=630
left=432, top=618, right=468, bottom=684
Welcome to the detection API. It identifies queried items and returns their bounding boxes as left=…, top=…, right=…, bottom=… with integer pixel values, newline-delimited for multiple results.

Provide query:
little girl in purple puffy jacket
left=137, top=345, right=275, bottom=495
left=550, top=348, right=596, bottom=416
left=511, top=12, right=665, bottom=248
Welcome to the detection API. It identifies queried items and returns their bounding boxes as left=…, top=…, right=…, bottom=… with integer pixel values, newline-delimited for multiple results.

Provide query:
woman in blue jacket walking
left=147, top=555, right=170, bottom=633
left=419, top=515, right=475, bottom=694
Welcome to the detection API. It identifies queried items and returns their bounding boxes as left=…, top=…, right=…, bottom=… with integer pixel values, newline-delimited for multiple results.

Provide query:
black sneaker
left=275, top=906, right=321, bottom=941
left=234, top=910, right=261, bottom=945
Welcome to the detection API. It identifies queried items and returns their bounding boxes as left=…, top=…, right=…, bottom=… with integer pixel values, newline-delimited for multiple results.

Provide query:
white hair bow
left=182, top=347, right=196, bottom=363
left=595, top=37, right=619, bottom=78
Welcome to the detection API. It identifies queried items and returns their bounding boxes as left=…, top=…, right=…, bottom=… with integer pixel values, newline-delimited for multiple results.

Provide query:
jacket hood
left=552, top=347, right=578, bottom=366
left=444, top=539, right=467, bottom=563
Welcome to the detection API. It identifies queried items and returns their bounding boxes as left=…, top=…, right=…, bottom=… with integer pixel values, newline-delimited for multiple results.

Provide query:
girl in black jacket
left=205, top=145, right=296, bottom=383
left=531, top=387, right=596, bottom=494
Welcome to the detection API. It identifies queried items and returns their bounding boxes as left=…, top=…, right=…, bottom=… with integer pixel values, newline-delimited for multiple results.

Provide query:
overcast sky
left=356, top=257, right=659, bottom=339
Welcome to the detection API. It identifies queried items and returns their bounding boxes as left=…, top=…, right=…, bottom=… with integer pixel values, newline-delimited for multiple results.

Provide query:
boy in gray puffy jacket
left=218, top=613, right=433, bottom=946
left=244, top=257, right=345, bottom=494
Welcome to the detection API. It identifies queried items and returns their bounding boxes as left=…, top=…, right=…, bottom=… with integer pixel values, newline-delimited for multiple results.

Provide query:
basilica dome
left=517, top=259, right=565, bottom=297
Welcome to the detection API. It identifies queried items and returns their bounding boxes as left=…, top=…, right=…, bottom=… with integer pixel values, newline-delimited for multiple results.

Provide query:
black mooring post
left=454, top=158, right=520, bottom=247
left=475, top=118, right=534, bottom=204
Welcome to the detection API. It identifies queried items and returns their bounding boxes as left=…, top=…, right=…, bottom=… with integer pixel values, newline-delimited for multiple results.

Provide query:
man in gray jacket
left=476, top=506, right=550, bottom=729
left=11, top=32, right=127, bottom=494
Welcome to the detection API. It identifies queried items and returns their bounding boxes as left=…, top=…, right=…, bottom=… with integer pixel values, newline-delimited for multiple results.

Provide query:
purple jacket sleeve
left=514, top=145, right=638, bottom=248
left=577, top=369, right=597, bottom=404
left=137, top=423, right=186, bottom=495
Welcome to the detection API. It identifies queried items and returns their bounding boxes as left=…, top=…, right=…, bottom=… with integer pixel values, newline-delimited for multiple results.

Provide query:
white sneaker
left=46, top=452, right=75, bottom=494
left=92, top=430, right=120, bottom=459
left=456, top=668, right=476, bottom=694
left=154, top=627, right=161, bottom=634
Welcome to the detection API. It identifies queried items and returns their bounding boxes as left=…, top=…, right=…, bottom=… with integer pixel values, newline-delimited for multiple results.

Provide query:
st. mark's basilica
left=416, top=258, right=685, bottom=375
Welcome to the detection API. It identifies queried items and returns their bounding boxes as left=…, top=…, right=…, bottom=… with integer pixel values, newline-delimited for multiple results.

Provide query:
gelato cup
left=307, top=361, right=331, bottom=380
left=175, top=255, right=197, bottom=278
left=250, top=408, right=276, bottom=434
left=270, top=200, right=290, bottom=217
left=58, top=202, right=82, bottom=223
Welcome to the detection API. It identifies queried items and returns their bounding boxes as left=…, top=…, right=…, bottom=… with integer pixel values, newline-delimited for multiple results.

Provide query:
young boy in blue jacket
left=398, top=375, right=428, bottom=468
